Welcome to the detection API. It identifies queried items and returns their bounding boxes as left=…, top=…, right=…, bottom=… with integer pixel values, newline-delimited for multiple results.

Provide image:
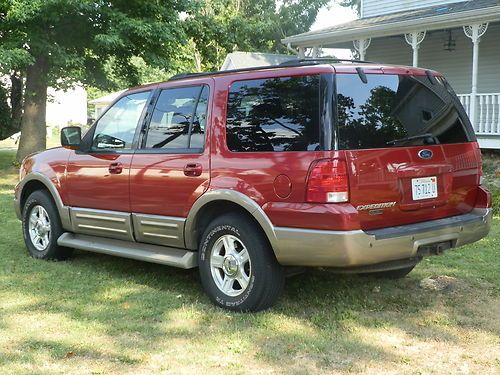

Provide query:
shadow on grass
left=3, top=238, right=489, bottom=373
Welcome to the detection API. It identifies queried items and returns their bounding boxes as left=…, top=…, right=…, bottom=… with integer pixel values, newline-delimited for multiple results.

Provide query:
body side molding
left=184, top=189, right=279, bottom=252
left=70, top=207, right=135, bottom=241
left=132, top=213, right=186, bottom=248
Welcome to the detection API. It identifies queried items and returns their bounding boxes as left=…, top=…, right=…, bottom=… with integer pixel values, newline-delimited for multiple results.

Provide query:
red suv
left=15, top=59, right=492, bottom=311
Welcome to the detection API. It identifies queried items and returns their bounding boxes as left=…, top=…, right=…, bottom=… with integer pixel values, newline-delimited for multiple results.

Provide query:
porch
left=282, top=0, right=500, bottom=148
left=459, top=93, right=500, bottom=149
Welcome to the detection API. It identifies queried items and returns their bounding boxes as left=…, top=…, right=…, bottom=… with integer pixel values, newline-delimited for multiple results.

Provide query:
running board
left=57, top=232, right=197, bottom=269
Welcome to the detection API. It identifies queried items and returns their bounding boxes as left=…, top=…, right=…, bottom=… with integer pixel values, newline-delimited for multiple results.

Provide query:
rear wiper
left=386, top=133, right=438, bottom=146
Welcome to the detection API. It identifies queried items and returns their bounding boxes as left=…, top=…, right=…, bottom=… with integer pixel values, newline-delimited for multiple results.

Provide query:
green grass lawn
left=0, top=131, right=61, bottom=150
left=0, top=150, right=498, bottom=374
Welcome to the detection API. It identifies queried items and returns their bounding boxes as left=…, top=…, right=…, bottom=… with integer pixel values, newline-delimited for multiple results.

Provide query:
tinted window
left=92, top=91, right=150, bottom=150
left=145, top=85, right=208, bottom=150
left=226, top=75, right=320, bottom=152
left=336, top=74, right=471, bottom=149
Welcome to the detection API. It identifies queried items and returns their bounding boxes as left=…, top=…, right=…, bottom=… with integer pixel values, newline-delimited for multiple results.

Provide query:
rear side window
left=144, top=85, right=208, bottom=150
left=336, top=74, right=472, bottom=149
left=226, top=75, right=320, bottom=152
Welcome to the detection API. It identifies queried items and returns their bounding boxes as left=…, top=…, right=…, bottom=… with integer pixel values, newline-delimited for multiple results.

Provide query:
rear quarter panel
left=208, top=65, right=360, bottom=231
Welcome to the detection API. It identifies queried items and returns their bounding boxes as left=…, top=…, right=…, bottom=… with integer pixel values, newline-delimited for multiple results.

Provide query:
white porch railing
left=458, top=93, right=500, bottom=135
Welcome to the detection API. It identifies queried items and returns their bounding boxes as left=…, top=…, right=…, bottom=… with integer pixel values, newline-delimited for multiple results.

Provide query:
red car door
left=65, top=89, right=153, bottom=240
left=129, top=80, right=212, bottom=248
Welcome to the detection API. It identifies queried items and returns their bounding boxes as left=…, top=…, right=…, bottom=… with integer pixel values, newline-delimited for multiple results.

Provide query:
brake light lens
left=306, top=159, right=349, bottom=203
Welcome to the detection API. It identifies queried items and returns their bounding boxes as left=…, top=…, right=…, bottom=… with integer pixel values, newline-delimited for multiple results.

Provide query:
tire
left=361, top=265, right=415, bottom=279
left=22, top=190, right=72, bottom=260
left=198, top=213, right=285, bottom=312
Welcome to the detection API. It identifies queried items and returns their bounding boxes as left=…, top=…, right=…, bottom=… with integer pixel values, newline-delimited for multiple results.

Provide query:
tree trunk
left=10, top=72, right=24, bottom=130
left=16, top=56, right=48, bottom=162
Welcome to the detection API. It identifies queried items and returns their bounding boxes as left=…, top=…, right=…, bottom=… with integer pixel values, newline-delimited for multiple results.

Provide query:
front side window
left=226, top=75, right=320, bottom=152
left=92, top=91, right=150, bottom=150
left=336, top=73, right=472, bottom=150
left=144, top=85, right=208, bottom=150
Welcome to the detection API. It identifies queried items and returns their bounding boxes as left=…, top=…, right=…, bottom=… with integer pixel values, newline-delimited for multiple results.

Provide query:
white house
left=282, top=0, right=500, bottom=149
left=46, top=86, right=87, bottom=131
left=220, top=52, right=297, bottom=70
left=88, top=90, right=125, bottom=120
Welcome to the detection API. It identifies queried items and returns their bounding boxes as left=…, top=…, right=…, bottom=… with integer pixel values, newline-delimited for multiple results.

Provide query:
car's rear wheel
left=198, top=213, right=284, bottom=312
left=22, top=190, right=72, bottom=260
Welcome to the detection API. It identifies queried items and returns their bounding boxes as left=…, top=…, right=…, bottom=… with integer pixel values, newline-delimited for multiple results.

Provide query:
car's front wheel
left=22, top=190, right=72, bottom=260
left=198, top=213, right=284, bottom=312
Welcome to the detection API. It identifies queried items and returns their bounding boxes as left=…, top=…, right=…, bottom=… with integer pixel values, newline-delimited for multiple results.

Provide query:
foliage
left=86, top=0, right=330, bottom=120
left=1, top=0, right=188, bottom=89
left=492, top=189, right=500, bottom=216
left=1, top=0, right=329, bottom=160
left=481, top=153, right=500, bottom=216
left=0, top=0, right=192, bottom=160
left=338, top=0, right=361, bottom=15
left=184, top=0, right=329, bottom=71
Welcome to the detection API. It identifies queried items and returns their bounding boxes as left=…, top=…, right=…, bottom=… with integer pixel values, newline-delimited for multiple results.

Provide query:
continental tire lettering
left=203, top=224, right=252, bottom=307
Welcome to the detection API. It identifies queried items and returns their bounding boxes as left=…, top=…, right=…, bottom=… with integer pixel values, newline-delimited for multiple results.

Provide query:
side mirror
left=61, top=126, right=81, bottom=149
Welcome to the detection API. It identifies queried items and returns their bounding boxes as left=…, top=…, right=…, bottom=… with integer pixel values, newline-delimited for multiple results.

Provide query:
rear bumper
left=273, top=208, right=492, bottom=267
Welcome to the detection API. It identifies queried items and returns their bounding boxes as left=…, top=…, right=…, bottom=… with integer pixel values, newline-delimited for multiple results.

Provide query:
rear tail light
left=474, top=142, right=484, bottom=185
left=475, top=186, right=492, bottom=208
left=306, top=159, right=349, bottom=203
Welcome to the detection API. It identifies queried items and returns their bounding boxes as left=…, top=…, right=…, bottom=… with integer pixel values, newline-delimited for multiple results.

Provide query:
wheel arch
left=17, top=173, right=72, bottom=230
left=184, top=189, right=278, bottom=254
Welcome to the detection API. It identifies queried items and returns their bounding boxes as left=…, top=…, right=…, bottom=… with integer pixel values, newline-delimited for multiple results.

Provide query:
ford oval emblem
left=418, top=149, right=433, bottom=159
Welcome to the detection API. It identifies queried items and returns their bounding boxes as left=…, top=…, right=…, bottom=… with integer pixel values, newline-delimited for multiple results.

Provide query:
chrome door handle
left=183, top=163, right=202, bottom=177
left=108, top=162, right=123, bottom=174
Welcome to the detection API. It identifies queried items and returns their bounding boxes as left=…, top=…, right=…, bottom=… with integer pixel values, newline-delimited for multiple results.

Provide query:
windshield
left=336, top=73, right=475, bottom=149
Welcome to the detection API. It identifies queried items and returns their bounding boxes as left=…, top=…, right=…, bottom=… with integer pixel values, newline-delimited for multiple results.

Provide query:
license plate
left=411, top=176, right=438, bottom=200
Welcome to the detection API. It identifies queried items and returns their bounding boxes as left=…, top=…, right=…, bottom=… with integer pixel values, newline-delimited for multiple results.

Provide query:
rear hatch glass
left=336, top=73, right=481, bottom=230
left=336, top=73, right=475, bottom=149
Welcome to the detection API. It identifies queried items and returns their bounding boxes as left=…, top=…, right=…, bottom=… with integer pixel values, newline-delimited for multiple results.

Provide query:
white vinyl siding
left=365, top=22, right=500, bottom=95
left=362, top=0, right=468, bottom=18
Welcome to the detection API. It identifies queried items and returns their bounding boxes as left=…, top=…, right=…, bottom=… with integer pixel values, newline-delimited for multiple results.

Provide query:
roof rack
left=279, top=57, right=376, bottom=66
left=168, top=57, right=377, bottom=81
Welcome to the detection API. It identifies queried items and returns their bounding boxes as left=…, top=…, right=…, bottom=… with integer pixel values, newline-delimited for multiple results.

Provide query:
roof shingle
left=294, top=0, right=500, bottom=37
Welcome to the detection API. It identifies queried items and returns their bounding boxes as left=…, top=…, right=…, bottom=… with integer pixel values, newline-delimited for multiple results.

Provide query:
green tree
left=184, top=0, right=329, bottom=71
left=338, top=0, right=361, bottom=15
left=0, top=0, right=188, bottom=161
left=1, top=0, right=327, bottom=161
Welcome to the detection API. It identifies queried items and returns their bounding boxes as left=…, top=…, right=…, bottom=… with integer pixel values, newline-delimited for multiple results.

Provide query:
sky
left=308, top=1, right=359, bottom=59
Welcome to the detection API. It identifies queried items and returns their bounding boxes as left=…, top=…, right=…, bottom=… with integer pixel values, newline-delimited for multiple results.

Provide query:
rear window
left=336, top=74, right=473, bottom=149
left=226, top=75, right=320, bottom=152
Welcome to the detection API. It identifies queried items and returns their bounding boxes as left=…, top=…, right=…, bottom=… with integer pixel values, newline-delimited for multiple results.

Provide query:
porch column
left=404, top=31, right=426, bottom=67
left=353, top=38, right=371, bottom=61
left=463, top=23, right=488, bottom=129
left=312, top=45, right=320, bottom=58
left=298, top=47, right=305, bottom=58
